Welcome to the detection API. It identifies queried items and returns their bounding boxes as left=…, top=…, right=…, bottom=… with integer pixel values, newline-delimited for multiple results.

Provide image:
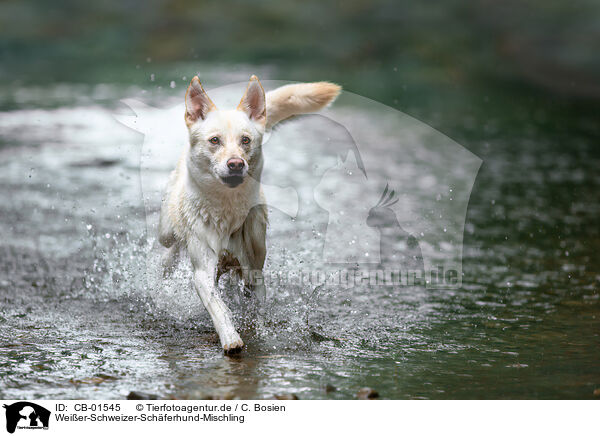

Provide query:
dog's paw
left=223, top=338, right=244, bottom=355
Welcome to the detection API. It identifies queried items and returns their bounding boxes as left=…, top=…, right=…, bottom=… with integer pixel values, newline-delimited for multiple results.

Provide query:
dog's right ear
left=185, top=76, right=216, bottom=125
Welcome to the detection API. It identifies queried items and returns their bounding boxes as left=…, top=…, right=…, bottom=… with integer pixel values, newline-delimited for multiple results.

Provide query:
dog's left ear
left=237, top=75, right=266, bottom=126
left=185, top=76, right=216, bottom=125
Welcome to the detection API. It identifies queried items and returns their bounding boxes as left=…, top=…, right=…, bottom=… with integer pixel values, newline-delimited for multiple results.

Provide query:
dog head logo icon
left=3, top=402, right=50, bottom=434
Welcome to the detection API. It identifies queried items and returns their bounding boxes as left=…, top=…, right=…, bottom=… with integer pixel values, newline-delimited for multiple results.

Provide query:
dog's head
left=184, top=75, right=266, bottom=188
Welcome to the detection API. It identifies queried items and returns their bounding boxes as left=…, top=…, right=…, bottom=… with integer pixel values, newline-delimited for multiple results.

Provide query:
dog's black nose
left=227, top=158, right=245, bottom=172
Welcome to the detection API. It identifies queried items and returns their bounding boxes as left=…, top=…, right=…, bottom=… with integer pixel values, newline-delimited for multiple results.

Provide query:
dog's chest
left=213, top=194, right=251, bottom=235
left=186, top=187, right=253, bottom=238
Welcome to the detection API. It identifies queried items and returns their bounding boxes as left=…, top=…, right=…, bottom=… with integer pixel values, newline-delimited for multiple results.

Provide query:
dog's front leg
left=190, top=244, right=244, bottom=354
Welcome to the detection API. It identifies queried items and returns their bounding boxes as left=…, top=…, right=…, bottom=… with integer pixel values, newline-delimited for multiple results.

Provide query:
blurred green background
left=1, top=0, right=599, bottom=143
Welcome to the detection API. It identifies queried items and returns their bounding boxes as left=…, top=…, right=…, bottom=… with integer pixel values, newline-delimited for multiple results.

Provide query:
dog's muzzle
left=220, top=174, right=245, bottom=188
left=221, top=158, right=246, bottom=188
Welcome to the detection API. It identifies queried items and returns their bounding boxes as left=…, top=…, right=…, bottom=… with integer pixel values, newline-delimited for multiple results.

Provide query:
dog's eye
left=208, top=137, right=220, bottom=145
left=241, top=136, right=251, bottom=145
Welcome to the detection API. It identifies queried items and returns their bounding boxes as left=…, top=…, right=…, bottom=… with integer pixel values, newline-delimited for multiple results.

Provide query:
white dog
left=159, top=75, right=341, bottom=353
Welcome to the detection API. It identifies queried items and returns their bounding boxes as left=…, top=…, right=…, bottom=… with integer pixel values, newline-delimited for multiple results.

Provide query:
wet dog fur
left=159, top=76, right=341, bottom=353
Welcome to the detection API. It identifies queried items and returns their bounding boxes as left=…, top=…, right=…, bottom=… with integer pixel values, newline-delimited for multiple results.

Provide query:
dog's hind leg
left=229, top=204, right=268, bottom=304
left=158, top=193, right=177, bottom=249
left=158, top=201, right=181, bottom=277
left=189, top=241, right=243, bottom=354
left=161, top=242, right=181, bottom=278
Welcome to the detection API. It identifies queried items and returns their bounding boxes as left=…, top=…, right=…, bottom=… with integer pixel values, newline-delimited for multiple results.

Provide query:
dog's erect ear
left=185, top=76, right=216, bottom=125
left=237, top=75, right=266, bottom=126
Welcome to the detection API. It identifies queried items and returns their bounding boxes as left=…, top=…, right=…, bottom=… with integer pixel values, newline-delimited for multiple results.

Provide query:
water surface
left=0, top=76, right=598, bottom=400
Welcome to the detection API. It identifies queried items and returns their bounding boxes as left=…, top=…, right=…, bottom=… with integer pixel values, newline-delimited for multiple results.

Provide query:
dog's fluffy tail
left=266, top=82, right=341, bottom=129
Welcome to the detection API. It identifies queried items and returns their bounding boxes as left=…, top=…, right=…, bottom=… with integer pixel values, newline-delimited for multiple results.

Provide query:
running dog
left=159, top=75, right=341, bottom=353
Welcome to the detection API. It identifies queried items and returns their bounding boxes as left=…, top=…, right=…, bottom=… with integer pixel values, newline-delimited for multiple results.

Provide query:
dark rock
left=127, top=391, right=159, bottom=400
left=273, top=394, right=299, bottom=400
left=95, top=373, right=118, bottom=381
left=357, top=387, right=379, bottom=399
left=310, top=330, right=342, bottom=344
left=70, top=158, right=120, bottom=168
left=325, top=384, right=337, bottom=393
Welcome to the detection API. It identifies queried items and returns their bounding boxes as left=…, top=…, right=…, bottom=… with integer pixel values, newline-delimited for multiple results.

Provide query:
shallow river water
left=0, top=75, right=598, bottom=400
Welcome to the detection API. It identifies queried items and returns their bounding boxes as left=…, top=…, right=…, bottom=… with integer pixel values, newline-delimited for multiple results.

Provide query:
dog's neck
left=183, top=165, right=262, bottom=238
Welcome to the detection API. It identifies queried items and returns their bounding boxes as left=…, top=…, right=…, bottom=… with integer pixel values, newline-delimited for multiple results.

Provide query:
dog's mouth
left=220, top=175, right=244, bottom=188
